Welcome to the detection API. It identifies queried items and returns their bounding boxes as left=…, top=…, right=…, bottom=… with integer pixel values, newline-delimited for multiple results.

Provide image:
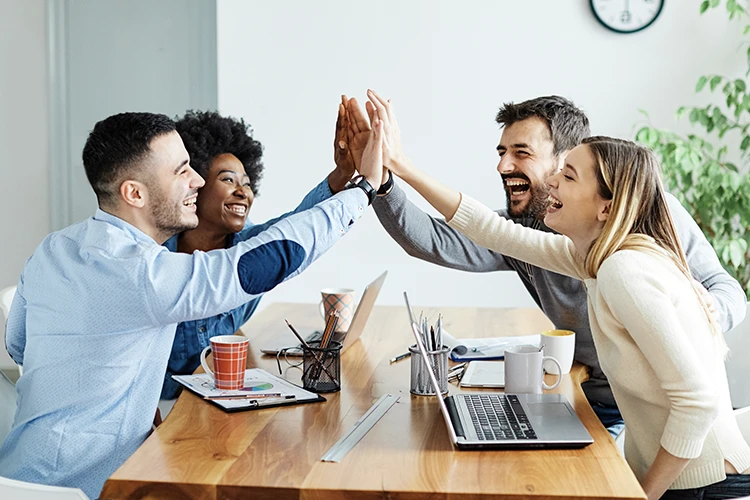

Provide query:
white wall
left=217, top=0, right=745, bottom=311
left=0, top=0, right=49, bottom=369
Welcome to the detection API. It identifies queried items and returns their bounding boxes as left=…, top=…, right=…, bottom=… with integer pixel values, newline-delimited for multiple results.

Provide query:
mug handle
left=200, top=345, right=214, bottom=379
left=541, top=356, right=562, bottom=390
left=319, top=301, right=325, bottom=319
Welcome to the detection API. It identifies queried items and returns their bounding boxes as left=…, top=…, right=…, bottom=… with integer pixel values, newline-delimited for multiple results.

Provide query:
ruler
left=321, top=393, right=400, bottom=463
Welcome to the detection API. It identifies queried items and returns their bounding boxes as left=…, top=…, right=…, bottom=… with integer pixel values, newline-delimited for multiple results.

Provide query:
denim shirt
left=0, top=187, right=366, bottom=499
left=159, top=178, right=334, bottom=399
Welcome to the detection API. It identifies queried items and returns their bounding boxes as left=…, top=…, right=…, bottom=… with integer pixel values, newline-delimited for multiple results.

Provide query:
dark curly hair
left=175, top=110, right=264, bottom=195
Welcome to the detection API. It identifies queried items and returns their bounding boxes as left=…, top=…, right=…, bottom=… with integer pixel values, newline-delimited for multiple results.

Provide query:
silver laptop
left=405, top=292, right=593, bottom=450
left=260, top=271, right=387, bottom=356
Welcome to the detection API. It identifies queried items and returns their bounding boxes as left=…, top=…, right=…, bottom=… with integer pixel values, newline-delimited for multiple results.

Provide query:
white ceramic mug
left=541, top=329, right=576, bottom=375
left=504, top=345, right=561, bottom=394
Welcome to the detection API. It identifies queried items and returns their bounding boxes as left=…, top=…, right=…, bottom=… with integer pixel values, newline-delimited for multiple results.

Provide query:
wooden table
left=101, top=304, right=645, bottom=499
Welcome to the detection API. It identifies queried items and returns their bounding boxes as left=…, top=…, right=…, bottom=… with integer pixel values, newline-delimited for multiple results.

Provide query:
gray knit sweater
left=373, top=181, right=747, bottom=406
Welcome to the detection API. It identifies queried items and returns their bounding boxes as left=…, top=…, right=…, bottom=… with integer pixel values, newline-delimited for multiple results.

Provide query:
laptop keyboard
left=462, top=394, right=537, bottom=440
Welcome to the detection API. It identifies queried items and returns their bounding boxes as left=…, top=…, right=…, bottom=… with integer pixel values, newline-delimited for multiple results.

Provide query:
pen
left=204, top=393, right=296, bottom=401
left=389, top=352, right=411, bottom=364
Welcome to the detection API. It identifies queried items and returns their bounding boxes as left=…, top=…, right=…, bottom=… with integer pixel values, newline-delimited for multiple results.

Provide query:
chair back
left=0, top=475, right=89, bottom=499
left=735, top=406, right=750, bottom=444
left=0, top=286, right=21, bottom=376
left=0, top=286, right=14, bottom=321
left=0, top=371, right=16, bottom=443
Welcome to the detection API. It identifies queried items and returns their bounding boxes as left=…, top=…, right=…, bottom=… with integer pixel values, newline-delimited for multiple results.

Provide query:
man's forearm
left=373, top=182, right=513, bottom=272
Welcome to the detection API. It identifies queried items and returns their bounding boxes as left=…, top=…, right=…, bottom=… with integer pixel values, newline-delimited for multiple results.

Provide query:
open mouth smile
left=547, top=194, right=563, bottom=212
left=183, top=194, right=198, bottom=210
left=225, top=203, right=247, bottom=216
left=504, top=178, right=530, bottom=196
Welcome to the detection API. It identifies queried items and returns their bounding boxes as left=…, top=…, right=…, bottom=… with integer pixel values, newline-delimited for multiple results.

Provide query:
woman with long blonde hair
left=363, top=89, right=750, bottom=499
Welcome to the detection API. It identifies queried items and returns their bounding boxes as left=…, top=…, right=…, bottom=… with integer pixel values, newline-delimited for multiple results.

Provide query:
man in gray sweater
left=368, top=95, right=746, bottom=436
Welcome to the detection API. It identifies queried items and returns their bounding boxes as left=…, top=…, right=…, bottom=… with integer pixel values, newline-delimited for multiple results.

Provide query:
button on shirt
left=0, top=188, right=367, bottom=499
left=161, top=178, right=334, bottom=399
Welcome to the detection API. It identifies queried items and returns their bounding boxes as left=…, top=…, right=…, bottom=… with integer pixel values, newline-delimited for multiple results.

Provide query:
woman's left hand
left=366, top=89, right=413, bottom=180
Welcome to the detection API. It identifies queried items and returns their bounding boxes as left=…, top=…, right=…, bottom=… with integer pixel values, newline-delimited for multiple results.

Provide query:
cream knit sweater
left=448, top=194, right=750, bottom=489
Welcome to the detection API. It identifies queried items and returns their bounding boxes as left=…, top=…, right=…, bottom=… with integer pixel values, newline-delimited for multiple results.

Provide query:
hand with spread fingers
left=365, top=89, right=413, bottom=180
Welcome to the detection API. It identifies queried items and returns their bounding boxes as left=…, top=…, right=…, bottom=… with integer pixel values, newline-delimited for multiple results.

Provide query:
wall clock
left=590, top=0, right=665, bottom=34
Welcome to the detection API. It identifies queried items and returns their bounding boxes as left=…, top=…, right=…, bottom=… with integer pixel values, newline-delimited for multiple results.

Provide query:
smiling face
left=544, top=144, right=611, bottom=246
left=496, top=117, right=561, bottom=219
left=195, top=153, right=254, bottom=234
left=145, top=131, right=204, bottom=240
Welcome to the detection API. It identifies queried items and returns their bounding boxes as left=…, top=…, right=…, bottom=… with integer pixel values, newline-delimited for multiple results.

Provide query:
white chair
left=0, top=286, right=21, bottom=376
left=0, top=476, right=89, bottom=499
left=0, top=370, right=16, bottom=443
left=726, top=304, right=750, bottom=409
left=735, top=406, right=750, bottom=443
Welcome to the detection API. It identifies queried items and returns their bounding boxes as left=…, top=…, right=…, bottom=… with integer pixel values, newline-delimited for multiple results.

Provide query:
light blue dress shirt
left=160, top=178, right=335, bottom=399
left=0, top=188, right=367, bottom=499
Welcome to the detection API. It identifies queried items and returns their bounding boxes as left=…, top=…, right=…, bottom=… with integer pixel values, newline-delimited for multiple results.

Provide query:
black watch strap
left=348, top=175, right=377, bottom=205
left=376, top=170, right=394, bottom=197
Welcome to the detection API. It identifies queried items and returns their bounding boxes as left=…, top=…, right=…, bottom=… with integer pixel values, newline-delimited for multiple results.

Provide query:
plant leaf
left=696, top=76, right=708, bottom=92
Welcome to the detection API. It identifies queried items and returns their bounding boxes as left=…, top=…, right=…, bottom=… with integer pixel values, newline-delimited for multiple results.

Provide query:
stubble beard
left=149, top=184, right=198, bottom=240
left=506, top=181, right=551, bottom=220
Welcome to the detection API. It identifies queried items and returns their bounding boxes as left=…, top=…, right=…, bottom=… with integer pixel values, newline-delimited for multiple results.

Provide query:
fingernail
left=338, top=141, right=346, bottom=149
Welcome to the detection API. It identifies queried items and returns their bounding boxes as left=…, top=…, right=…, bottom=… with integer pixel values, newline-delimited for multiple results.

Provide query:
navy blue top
left=160, top=178, right=334, bottom=398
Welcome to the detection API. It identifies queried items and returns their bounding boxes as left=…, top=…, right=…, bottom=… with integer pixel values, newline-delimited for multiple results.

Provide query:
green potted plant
left=636, top=0, right=750, bottom=407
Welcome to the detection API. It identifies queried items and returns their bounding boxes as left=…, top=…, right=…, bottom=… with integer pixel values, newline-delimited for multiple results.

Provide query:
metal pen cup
left=409, top=344, right=449, bottom=396
left=302, top=341, right=342, bottom=393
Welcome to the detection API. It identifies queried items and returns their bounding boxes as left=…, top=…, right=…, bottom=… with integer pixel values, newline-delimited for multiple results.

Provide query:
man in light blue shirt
left=0, top=111, right=383, bottom=498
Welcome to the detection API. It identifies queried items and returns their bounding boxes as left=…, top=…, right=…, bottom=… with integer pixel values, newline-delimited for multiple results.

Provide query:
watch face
left=590, top=0, right=664, bottom=34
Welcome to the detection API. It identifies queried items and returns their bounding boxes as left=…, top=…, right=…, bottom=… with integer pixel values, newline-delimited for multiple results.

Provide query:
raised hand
left=344, top=97, right=373, bottom=172
left=358, top=111, right=384, bottom=190
left=366, top=89, right=412, bottom=180
left=330, top=95, right=357, bottom=193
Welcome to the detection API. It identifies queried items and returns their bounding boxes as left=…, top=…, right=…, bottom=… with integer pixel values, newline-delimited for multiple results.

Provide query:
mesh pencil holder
left=302, top=340, right=342, bottom=393
left=409, top=344, right=449, bottom=396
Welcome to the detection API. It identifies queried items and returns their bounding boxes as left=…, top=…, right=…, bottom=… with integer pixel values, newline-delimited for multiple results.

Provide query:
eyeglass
left=275, top=346, right=304, bottom=375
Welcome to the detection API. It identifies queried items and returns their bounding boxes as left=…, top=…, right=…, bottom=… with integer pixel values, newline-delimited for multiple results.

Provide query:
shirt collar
left=93, top=208, right=159, bottom=246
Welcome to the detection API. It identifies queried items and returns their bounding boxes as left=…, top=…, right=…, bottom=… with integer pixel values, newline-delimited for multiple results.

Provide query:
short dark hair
left=175, top=110, right=264, bottom=195
left=82, top=112, right=176, bottom=207
left=495, top=96, right=590, bottom=157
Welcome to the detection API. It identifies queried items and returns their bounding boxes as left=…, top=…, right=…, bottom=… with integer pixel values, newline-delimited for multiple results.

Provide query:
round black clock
left=590, top=0, right=665, bottom=34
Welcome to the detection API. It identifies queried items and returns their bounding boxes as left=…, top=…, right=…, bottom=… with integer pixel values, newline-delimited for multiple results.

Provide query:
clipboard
left=172, top=368, right=325, bottom=413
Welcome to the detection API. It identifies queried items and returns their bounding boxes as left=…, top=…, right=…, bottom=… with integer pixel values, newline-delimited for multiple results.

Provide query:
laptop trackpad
left=527, top=402, right=573, bottom=417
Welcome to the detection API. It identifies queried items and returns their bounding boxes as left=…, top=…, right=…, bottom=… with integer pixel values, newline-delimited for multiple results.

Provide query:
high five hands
left=336, top=90, right=415, bottom=189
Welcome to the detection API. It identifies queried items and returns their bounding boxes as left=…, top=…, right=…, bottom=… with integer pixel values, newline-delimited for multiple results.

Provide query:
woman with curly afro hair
left=160, top=100, right=369, bottom=400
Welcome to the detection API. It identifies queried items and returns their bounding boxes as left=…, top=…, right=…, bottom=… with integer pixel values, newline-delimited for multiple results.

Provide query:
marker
left=389, top=352, right=411, bottom=364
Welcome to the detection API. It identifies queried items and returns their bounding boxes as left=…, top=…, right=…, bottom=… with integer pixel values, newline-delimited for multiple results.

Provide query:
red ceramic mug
left=199, top=335, right=248, bottom=390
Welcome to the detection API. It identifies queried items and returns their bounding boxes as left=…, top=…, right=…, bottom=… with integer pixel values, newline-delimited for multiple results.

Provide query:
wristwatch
left=347, top=175, right=377, bottom=205
left=376, top=170, right=394, bottom=197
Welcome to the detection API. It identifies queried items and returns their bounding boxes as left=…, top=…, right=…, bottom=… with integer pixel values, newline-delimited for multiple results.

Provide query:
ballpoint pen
left=204, top=393, right=296, bottom=401
left=389, top=352, right=411, bottom=364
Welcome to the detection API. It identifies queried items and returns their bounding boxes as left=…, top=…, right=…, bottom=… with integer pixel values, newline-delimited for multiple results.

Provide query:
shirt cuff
left=446, top=193, right=474, bottom=230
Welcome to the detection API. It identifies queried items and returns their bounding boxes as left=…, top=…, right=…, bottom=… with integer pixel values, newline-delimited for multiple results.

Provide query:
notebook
left=405, top=291, right=593, bottom=449
left=459, top=361, right=505, bottom=388
left=260, top=271, right=387, bottom=356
